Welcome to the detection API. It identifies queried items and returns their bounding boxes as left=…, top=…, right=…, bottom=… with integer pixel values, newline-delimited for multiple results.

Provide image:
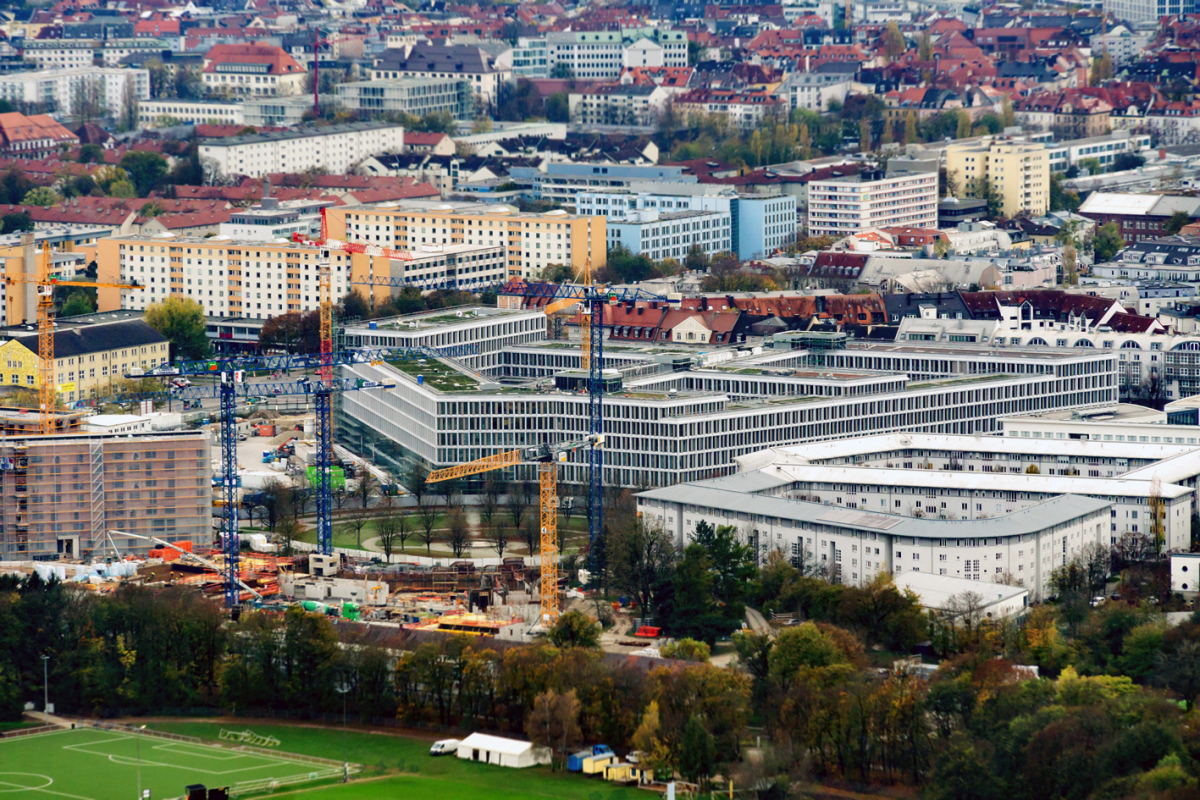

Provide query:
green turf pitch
left=0, top=729, right=331, bottom=800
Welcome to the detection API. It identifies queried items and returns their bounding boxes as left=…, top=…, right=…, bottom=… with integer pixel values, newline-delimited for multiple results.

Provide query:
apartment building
left=945, top=139, right=1051, bottom=218
left=21, top=38, right=166, bottom=69
left=638, top=481, right=1109, bottom=600
left=606, top=209, right=733, bottom=261
left=510, top=163, right=697, bottom=208
left=335, top=77, right=475, bottom=118
left=0, top=68, right=149, bottom=115
left=542, top=28, right=687, bottom=80
left=0, top=319, right=170, bottom=406
left=198, top=122, right=405, bottom=180
left=1044, top=130, right=1151, bottom=174
left=322, top=200, right=607, bottom=280
left=1102, top=0, right=1191, bottom=24
left=0, top=111, right=77, bottom=156
left=336, top=340, right=1118, bottom=490
left=201, top=42, right=306, bottom=97
left=568, top=84, right=672, bottom=126
left=0, top=431, right=212, bottom=560
left=673, top=88, right=782, bottom=131
left=510, top=38, right=549, bottom=78
left=138, top=99, right=244, bottom=127
left=217, top=198, right=325, bottom=242
left=98, top=235, right=347, bottom=320
left=807, top=167, right=939, bottom=237
left=577, top=186, right=797, bottom=260
left=370, top=43, right=510, bottom=108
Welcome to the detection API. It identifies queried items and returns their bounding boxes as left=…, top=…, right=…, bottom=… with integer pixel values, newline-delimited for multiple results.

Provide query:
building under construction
left=0, top=430, right=212, bottom=560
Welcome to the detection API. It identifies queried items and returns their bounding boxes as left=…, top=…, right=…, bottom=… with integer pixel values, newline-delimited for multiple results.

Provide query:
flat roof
left=637, top=484, right=1112, bottom=540
left=199, top=121, right=404, bottom=147
left=346, top=305, right=540, bottom=332
left=358, top=199, right=590, bottom=220
left=752, top=432, right=1195, bottom=465
left=896, top=571, right=1028, bottom=609
left=1001, top=403, right=1164, bottom=423
left=759, top=463, right=1193, bottom=499
left=846, top=341, right=1106, bottom=362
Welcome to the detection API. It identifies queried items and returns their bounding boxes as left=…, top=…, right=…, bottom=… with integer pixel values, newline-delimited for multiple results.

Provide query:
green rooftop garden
left=387, top=358, right=479, bottom=392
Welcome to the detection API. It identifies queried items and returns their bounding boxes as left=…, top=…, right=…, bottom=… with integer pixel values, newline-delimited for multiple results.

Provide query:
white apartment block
left=543, top=28, right=687, bottom=80
left=807, top=167, right=938, bottom=237
left=138, top=99, right=244, bottom=127
left=638, top=482, right=1110, bottom=600
left=20, top=39, right=167, bottom=69
left=198, top=122, right=405, bottom=180
left=100, top=235, right=349, bottom=320
left=1102, top=0, right=1189, bottom=25
left=336, top=341, right=1118, bottom=491
left=606, top=209, right=733, bottom=261
left=1044, top=130, right=1152, bottom=174
left=0, top=68, right=149, bottom=114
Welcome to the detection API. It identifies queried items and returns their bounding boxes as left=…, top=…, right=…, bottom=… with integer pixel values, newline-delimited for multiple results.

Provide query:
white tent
left=456, top=733, right=551, bottom=769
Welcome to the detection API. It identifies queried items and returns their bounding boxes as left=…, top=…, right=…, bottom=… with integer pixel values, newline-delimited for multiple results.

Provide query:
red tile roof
left=0, top=113, right=77, bottom=147
left=203, top=42, right=303, bottom=75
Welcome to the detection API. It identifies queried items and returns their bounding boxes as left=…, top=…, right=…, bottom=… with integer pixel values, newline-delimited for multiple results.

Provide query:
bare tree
left=522, top=512, right=539, bottom=556
left=526, top=689, right=582, bottom=767
left=445, top=507, right=470, bottom=557
left=119, top=74, right=139, bottom=133
left=1079, top=541, right=1111, bottom=592
left=481, top=473, right=500, bottom=530
left=487, top=520, right=509, bottom=558
left=606, top=519, right=677, bottom=612
left=437, top=477, right=461, bottom=511
left=376, top=513, right=409, bottom=561
left=356, top=471, right=379, bottom=510
left=790, top=537, right=828, bottom=579
left=332, top=485, right=349, bottom=510
left=276, top=515, right=300, bottom=556
left=507, top=479, right=529, bottom=529
left=417, top=493, right=439, bottom=555
left=348, top=505, right=372, bottom=548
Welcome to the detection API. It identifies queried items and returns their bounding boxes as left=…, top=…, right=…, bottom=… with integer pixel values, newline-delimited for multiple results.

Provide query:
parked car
left=1090, top=596, right=1106, bottom=608
left=429, top=739, right=460, bottom=757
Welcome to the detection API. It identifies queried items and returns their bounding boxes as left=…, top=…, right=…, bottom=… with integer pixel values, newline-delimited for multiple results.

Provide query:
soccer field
left=0, top=727, right=345, bottom=800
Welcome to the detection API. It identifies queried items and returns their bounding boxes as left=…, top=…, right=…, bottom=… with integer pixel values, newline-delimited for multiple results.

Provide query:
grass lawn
left=0, top=726, right=343, bottom=800
left=143, top=721, right=627, bottom=800
left=0, top=722, right=36, bottom=733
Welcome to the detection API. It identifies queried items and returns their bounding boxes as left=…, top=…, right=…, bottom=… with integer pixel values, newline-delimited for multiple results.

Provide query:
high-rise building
left=321, top=201, right=607, bottom=284
left=806, top=167, right=939, bottom=237
left=945, top=139, right=1051, bottom=218
left=1103, top=0, right=1192, bottom=24
left=0, top=430, right=212, bottom=560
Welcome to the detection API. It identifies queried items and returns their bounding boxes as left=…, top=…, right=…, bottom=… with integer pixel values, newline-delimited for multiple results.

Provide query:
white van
left=429, top=739, right=460, bottom=757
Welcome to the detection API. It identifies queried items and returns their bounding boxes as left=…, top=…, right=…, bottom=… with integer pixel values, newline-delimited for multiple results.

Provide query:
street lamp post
left=40, top=655, right=48, bottom=723
left=334, top=681, right=351, bottom=782
left=135, top=724, right=147, bottom=800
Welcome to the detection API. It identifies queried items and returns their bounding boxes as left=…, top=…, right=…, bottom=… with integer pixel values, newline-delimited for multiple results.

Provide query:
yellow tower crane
left=425, top=434, right=604, bottom=626
left=4, top=243, right=142, bottom=434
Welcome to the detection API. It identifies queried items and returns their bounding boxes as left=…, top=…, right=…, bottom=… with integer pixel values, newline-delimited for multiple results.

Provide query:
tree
left=1166, top=210, right=1192, bottom=235
left=78, top=144, right=104, bottom=164
left=145, top=297, right=212, bottom=360
left=21, top=187, right=60, bottom=207
left=1002, top=96, right=1015, bottom=128
left=883, top=21, right=906, bottom=62
left=679, top=716, right=717, bottom=786
left=60, top=290, right=95, bottom=317
left=956, top=109, right=972, bottom=140
left=904, top=110, right=919, bottom=145
left=435, top=477, right=460, bottom=510
left=175, top=65, right=203, bottom=100
left=0, top=212, right=32, bottom=234
left=607, top=519, right=676, bottom=614
left=72, top=78, right=105, bottom=124
left=486, top=522, right=509, bottom=558
left=118, top=151, right=169, bottom=197
left=858, top=117, right=872, bottom=153
left=548, top=610, right=602, bottom=648
left=1094, top=222, right=1125, bottom=263
left=405, top=462, right=429, bottom=506
left=257, top=310, right=320, bottom=354
left=355, top=471, right=378, bottom=510
left=549, top=62, right=575, bottom=80
left=445, top=508, right=469, bottom=558
left=119, top=74, right=139, bottom=133
left=526, top=689, right=581, bottom=766
left=919, top=30, right=933, bottom=61
left=1090, top=53, right=1114, bottom=86
left=799, top=122, right=812, bottom=159
left=347, top=506, right=372, bottom=548
left=768, top=622, right=852, bottom=681
left=340, top=289, right=369, bottom=321
left=661, top=638, right=711, bottom=662
left=108, top=180, right=136, bottom=199
left=1156, top=640, right=1200, bottom=711
left=417, top=493, right=438, bottom=555
left=545, top=93, right=569, bottom=123
left=376, top=513, right=410, bottom=560
left=507, top=479, right=530, bottom=530
left=690, top=522, right=756, bottom=617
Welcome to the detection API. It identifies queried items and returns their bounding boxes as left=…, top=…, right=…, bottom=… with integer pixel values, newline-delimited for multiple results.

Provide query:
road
left=745, top=607, right=772, bottom=634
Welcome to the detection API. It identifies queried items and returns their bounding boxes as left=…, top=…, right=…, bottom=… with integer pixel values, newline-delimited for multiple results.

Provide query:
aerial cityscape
left=0, top=0, right=1198, bottom=798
